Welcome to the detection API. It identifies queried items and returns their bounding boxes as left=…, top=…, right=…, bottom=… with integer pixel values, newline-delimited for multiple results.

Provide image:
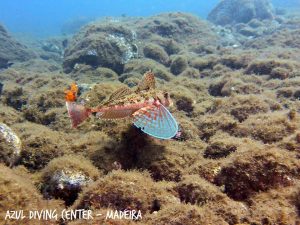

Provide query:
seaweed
left=170, top=55, right=188, bottom=75
left=0, top=164, right=63, bottom=225
left=175, top=175, right=226, bottom=206
left=143, top=43, right=170, bottom=66
left=234, top=112, right=296, bottom=143
left=74, top=170, right=178, bottom=215
left=215, top=149, right=299, bottom=200
left=39, top=155, right=100, bottom=206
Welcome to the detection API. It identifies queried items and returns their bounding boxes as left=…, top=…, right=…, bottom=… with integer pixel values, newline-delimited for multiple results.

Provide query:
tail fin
left=65, top=83, right=91, bottom=128
left=66, top=101, right=91, bottom=128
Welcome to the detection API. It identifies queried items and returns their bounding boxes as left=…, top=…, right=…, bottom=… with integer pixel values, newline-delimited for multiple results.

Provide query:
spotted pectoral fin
left=133, top=104, right=178, bottom=139
left=106, top=86, right=133, bottom=103
left=136, top=71, right=156, bottom=92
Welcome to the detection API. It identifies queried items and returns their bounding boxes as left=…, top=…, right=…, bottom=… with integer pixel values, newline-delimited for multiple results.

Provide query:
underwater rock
left=248, top=18, right=264, bottom=28
left=10, top=58, right=61, bottom=73
left=63, top=13, right=218, bottom=74
left=209, top=76, right=262, bottom=97
left=175, top=95, right=194, bottom=114
left=237, top=26, right=257, bottom=37
left=68, top=208, right=136, bottom=225
left=208, top=0, right=275, bottom=26
left=204, top=141, right=237, bottom=159
left=231, top=19, right=281, bottom=39
left=137, top=13, right=218, bottom=46
left=234, top=112, right=296, bottom=143
left=209, top=95, right=271, bottom=122
left=196, top=113, right=237, bottom=141
left=172, top=115, right=200, bottom=141
left=1, top=83, right=27, bottom=111
left=294, top=90, right=300, bottom=100
left=96, top=67, right=119, bottom=80
left=70, top=65, right=119, bottom=83
left=40, top=155, right=100, bottom=206
left=0, top=164, right=62, bottom=224
left=23, top=89, right=66, bottom=126
left=74, top=170, right=179, bottom=214
left=15, top=122, right=72, bottom=170
left=136, top=140, right=200, bottom=182
left=190, top=56, right=218, bottom=71
left=247, top=188, right=299, bottom=224
left=143, top=43, right=169, bottom=66
left=208, top=76, right=261, bottom=97
left=118, top=71, right=142, bottom=87
left=0, top=82, right=3, bottom=95
left=175, top=175, right=226, bottom=206
left=63, top=21, right=138, bottom=74
left=245, top=23, right=300, bottom=49
left=124, top=59, right=173, bottom=81
left=143, top=203, right=225, bottom=225
left=0, top=104, right=24, bottom=127
left=215, top=149, right=299, bottom=200
left=41, top=39, right=63, bottom=55
left=270, top=67, right=291, bottom=79
left=170, top=55, right=188, bottom=75
left=219, top=53, right=252, bottom=70
left=203, top=197, right=250, bottom=224
left=277, top=87, right=295, bottom=99
left=38, top=37, right=68, bottom=66
left=0, top=123, right=21, bottom=166
left=151, top=36, right=182, bottom=55
left=179, top=67, right=200, bottom=79
left=245, top=59, right=294, bottom=78
left=0, top=73, right=73, bottom=129
left=0, top=24, right=35, bottom=69
left=204, top=133, right=260, bottom=161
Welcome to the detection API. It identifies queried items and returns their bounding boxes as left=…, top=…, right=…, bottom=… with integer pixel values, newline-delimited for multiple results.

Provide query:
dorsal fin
left=136, top=71, right=156, bottom=92
left=108, top=86, right=133, bottom=102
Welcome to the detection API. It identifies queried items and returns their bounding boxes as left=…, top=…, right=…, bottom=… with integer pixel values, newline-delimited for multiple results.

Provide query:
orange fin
left=136, top=71, right=156, bottom=92
left=65, top=83, right=78, bottom=102
left=66, top=102, right=91, bottom=128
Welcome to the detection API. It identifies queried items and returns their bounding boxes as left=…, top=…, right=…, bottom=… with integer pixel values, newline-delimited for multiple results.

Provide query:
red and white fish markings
left=65, top=71, right=178, bottom=139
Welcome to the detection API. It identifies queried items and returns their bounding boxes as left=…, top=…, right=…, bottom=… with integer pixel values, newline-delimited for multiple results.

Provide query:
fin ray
left=105, top=86, right=133, bottom=103
left=136, top=71, right=156, bottom=92
left=66, top=102, right=91, bottom=128
left=133, top=104, right=178, bottom=139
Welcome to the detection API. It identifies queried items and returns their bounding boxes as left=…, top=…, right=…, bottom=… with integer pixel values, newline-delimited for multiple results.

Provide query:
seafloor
left=0, top=9, right=300, bottom=225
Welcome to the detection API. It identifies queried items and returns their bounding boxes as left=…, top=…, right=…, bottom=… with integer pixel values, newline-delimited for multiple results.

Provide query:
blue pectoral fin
left=133, top=104, right=178, bottom=139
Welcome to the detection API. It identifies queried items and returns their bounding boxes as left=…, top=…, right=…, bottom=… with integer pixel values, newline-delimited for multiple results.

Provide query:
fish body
left=93, top=89, right=172, bottom=119
left=65, top=71, right=178, bottom=139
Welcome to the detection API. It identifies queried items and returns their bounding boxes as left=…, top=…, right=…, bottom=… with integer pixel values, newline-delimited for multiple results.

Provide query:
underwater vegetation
left=0, top=0, right=300, bottom=224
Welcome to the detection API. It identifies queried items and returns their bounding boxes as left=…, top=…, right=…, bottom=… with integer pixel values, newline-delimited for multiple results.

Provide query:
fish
left=65, top=71, right=179, bottom=139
